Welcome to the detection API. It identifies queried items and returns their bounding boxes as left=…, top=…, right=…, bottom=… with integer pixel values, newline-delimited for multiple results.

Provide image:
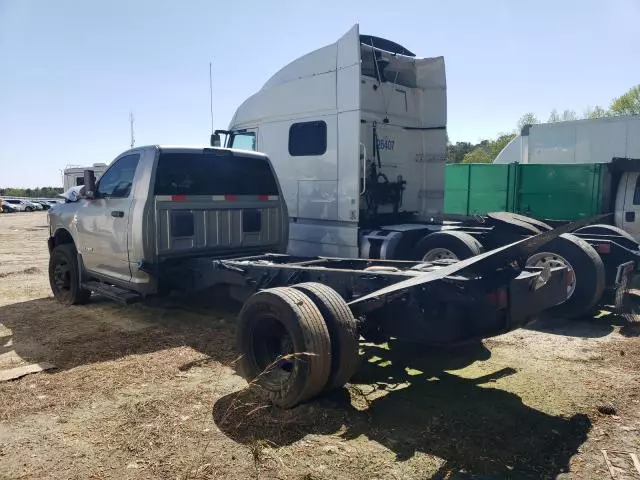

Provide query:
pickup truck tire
left=292, top=283, right=359, bottom=391
left=526, top=233, right=605, bottom=319
left=236, top=287, right=331, bottom=408
left=48, top=244, right=91, bottom=305
left=413, top=230, right=484, bottom=262
left=573, top=224, right=639, bottom=246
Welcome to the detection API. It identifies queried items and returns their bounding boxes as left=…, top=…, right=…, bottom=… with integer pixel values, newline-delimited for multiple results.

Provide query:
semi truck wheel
left=236, top=287, right=331, bottom=408
left=292, top=283, right=359, bottom=391
left=412, top=230, right=484, bottom=262
left=526, top=233, right=605, bottom=319
left=573, top=224, right=639, bottom=246
left=487, top=211, right=552, bottom=233
left=48, top=244, right=91, bottom=305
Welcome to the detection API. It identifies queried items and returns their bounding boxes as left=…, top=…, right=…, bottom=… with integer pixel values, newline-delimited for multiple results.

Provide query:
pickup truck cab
left=47, top=145, right=288, bottom=304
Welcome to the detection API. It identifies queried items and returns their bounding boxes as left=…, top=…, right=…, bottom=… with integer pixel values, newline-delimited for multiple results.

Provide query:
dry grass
left=0, top=267, right=40, bottom=279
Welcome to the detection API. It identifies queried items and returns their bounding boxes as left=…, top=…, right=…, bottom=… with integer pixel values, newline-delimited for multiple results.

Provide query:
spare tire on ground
left=292, top=282, right=360, bottom=391
left=236, top=287, right=331, bottom=408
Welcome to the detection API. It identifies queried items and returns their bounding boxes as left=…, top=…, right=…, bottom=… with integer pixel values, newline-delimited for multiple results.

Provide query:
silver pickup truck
left=47, top=144, right=582, bottom=408
left=47, top=145, right=288, bottom=304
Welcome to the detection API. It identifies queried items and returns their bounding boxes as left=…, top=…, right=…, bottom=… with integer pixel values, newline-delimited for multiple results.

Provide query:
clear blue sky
left=1, top=0, right=638, bottom=188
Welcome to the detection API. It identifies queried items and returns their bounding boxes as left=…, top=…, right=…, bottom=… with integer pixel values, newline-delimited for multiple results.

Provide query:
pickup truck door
left=619, top=171, right=640, bottom=241
left=76, top=153, right=140, bottom=283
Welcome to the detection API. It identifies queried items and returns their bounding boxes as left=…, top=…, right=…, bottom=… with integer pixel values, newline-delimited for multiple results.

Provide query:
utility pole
left=129, top=111, right=135, bottom=148
left=209, top=62, right=214, bottom=134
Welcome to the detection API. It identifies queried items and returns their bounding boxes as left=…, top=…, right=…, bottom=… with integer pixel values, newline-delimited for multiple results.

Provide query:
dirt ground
left=0, top=212, right=639, bottom=480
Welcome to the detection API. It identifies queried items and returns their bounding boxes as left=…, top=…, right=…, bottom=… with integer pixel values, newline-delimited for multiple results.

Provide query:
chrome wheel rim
left=527, top=252, right=576, bottom=298
left=422, top=248, right=458, bottom=262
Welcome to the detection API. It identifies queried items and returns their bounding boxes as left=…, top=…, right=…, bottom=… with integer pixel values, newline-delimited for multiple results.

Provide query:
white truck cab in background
left=63, top=163, right=108, bottom=191
left=494, top=116, right=640, bottom=241
left=494, top=115, right=640, bottom=166
left=216, top=24, right=447, bottom=258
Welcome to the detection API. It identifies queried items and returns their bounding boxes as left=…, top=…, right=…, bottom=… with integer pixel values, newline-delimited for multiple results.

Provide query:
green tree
left=0, top=187, right=63, bottom=198
left=583, top=105, right=609, bottom=119
left=462, top=146, right=492, bottom=164
left=610, top=84, right=640, bottom=116
left=490, top=133, right=517, bottom=158
left=517, top=112, right=539, bottom=131
left=446, top=141, right=474, bottom=163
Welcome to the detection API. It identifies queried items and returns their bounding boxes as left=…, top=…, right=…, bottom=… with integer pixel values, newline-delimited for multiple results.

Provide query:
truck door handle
left=626, top=211, right=635, bottom=222
left=111, top=210, right=124, bottom=218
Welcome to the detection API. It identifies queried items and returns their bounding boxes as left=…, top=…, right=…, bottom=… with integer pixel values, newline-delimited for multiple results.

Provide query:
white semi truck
left=211, top=24, right=640, bottom=319
left=214, top=24, right=447, bottom=259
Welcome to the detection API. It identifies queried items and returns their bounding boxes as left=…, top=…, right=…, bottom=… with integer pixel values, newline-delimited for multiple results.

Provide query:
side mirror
left=83, top=170, right=97, bottom=198
left=210, top=133, right=221, bottom=147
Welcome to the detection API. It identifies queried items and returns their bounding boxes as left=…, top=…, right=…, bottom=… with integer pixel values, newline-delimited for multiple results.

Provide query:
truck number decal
left=377, top=138, right=395, bottom=151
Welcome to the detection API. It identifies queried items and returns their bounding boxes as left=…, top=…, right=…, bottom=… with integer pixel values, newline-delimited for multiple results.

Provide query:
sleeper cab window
left=288, top=121, right=327, bottom=156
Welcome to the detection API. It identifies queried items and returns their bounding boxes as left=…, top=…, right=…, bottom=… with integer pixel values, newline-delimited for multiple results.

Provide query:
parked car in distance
left=3, top=199, right=29, bottom=211
left=33, top=200, right=51, bottom=210
left=1, top=200, right=18, bottom=213
left=25, top=200, right=43, bottom=211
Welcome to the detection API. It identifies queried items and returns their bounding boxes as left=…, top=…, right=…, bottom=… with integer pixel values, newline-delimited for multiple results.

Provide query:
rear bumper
left=364, top=266, right=570, bottom=346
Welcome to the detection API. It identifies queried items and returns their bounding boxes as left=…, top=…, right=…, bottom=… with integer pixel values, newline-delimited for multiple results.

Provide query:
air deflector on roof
left=359, top=35, right=415, bottom=57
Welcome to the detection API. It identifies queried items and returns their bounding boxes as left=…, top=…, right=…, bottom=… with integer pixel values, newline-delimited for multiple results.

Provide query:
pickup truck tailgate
left=155, top=195, right=282, bottom=257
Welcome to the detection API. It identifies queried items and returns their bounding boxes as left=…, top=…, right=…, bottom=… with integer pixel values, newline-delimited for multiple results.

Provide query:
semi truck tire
left=573, top=224, right=639, bottom=246
left=236, top=287, right=331, bottom=408
left=48, top=244, right=91, bottom=305
left=292, top=283, right=359, bottom=391
left=487, top=211, right=553, bottom=233
left=526, top=233, right=605, bottom=319
left=412, top=230, right=484, bottom=262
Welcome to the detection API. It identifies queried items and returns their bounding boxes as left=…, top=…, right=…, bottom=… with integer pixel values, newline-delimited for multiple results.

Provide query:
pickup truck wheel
left=526, top=233, right=605, bottom=319
left=48, top=244, right=91, bottom=305
left=236, top=287, right=331, bottom=408
left=292, top=283, right=359, bottom=391
left=413, top=230, right=484, bottom=262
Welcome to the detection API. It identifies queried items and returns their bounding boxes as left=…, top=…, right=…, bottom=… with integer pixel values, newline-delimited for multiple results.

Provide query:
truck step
left=82, top=281, right=142, bottom=305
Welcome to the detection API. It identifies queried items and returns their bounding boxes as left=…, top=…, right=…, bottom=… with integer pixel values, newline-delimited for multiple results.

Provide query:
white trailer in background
left=63, top=163, right=108, bottom=191
left=216, top=24, right=447, bottom=258
left=494, top=115, right=640, bottom=165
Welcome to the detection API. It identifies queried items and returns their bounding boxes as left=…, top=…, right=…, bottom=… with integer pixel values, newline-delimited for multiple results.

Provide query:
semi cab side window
left=288, top=121, right=327, bottom=156
left=96, top=154, right=140, bottom=198
left=229, top=132, right=256, bottom=151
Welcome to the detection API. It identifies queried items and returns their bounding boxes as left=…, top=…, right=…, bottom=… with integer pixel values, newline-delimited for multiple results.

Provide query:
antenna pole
left=129, top=111, right=135, bottom=148
left=209, top=61, right=214, bottom=133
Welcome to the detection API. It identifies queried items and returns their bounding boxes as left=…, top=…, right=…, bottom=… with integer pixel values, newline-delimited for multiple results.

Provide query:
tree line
left=447, top=84, right=640, bottom=164
left=0, top=187, right=63, bottom=198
